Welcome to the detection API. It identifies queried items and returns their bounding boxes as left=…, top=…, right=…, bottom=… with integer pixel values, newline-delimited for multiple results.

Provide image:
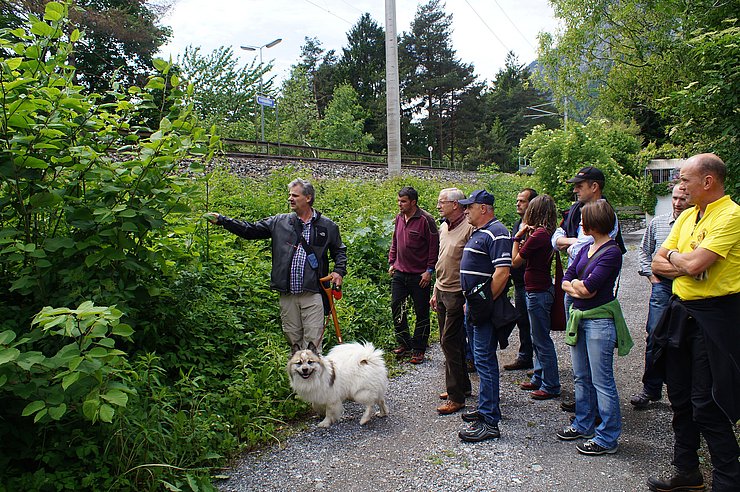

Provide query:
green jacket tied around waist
left=565, top=299, right=633, bottom=356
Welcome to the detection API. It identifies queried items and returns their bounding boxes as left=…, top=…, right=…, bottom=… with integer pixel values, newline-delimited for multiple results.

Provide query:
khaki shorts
left=279, top=292, right=325, bottom=353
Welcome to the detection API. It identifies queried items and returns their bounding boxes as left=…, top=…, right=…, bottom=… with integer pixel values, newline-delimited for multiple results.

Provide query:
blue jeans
left=642, top=279, right=671, bottom=396
left=570, top=317, right=621, bottom=449
left=471, top=319, right=501, bottom=425
left=514, top=284, right=533, bottom=362
left=526, top=287, right=560, bottom=395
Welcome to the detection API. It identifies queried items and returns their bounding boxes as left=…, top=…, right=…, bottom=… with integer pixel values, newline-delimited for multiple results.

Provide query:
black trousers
left=391, top=271, right=431, bottom=352
left=435, top=288, right=471, bottom=402
left=665, top=317, right=740, bottom=490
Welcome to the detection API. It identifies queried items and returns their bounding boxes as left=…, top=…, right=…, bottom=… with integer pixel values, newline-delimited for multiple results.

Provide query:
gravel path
left=219, top=232, right=678, bottom=491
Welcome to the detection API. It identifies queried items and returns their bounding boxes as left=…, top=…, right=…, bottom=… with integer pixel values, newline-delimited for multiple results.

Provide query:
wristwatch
left=426, top=268, right=434, bottom=274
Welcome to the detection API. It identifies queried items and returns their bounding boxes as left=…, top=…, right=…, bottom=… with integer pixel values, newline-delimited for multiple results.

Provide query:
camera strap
left=294, top=218, right=319, bottom=270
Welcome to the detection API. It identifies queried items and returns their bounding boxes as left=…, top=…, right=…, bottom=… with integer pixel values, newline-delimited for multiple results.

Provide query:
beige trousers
left=279, top=292, right=325, bottom=353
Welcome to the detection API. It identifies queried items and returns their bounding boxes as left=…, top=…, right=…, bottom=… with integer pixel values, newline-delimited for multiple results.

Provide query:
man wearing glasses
left=431, top=188, right=474, bottom=415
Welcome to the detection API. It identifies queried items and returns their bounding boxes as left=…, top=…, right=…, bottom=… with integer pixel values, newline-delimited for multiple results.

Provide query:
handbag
left=550, top=251, right=566, bottom=331
left=464, top=278, right=495, bottom=326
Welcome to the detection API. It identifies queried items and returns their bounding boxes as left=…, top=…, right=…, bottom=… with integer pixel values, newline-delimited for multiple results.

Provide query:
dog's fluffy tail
left=328, top=341, right=385, bottom=368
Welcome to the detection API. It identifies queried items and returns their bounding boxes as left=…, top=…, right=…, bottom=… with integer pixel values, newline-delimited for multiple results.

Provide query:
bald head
left=688, top=153, right=726, bottom=186
left=678, top=153, right=726, bottom=209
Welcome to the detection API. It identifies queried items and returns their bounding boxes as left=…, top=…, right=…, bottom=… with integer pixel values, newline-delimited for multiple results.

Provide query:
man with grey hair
left=431, top=188, right=474, bottom=415
left=205, top=178, right=347, bottom=353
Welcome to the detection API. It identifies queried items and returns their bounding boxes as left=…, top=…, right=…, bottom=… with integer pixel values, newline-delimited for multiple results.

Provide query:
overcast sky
left=158, top=0, right=560, bottom=86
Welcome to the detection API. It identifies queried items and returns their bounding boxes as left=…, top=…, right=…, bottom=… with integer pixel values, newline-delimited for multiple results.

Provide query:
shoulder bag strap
left=577, top=244, right=618, bottom=279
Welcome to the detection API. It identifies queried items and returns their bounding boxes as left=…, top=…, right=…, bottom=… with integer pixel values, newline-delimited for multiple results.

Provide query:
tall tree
left=538, top=0, right=739, bottom=196
left=336, top=13, right=387, bottom=153
left=177, top=45, right=269, bottom=138
left=453, top=53, right=558, bottom=170
left=312, top=84, right=374, bottom=151
left=3, top=0, right=172, bottom=93
left=296, top=36, right=338, bottom=118
left=278, top=66, right=319, bottom=146
left=400, top=0, right=475, bottom=160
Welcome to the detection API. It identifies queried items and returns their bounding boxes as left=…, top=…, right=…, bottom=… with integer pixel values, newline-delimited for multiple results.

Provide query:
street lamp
left=241, top=38, right=282, bottom=142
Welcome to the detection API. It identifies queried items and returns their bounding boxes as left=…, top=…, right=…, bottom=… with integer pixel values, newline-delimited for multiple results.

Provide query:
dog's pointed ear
left=307, top=341, right=318, bottom=354
left=291, top=343, right=301, bottom=356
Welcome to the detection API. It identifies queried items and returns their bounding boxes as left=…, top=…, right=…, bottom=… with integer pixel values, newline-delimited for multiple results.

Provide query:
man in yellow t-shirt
left=648, top=153, right=740, bottom=492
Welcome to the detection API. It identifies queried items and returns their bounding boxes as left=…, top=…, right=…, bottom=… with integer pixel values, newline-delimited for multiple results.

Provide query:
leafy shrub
left=519, top=120, right=643, bottom=209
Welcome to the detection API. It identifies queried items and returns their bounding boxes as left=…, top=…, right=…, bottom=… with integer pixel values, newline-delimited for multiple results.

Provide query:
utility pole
left=385, top=0, right=401, bottom=175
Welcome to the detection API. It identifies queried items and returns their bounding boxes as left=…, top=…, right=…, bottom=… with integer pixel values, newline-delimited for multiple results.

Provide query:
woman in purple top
left=558, top=199, right=623, bottom=456
left=512, top=195, right=561, bottom=400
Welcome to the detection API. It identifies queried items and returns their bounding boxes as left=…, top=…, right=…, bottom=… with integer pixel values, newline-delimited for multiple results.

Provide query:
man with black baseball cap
left=553, top=165, right=625, bottom=266
left=552, top=165, right=626, bottom=413
left=566, top=165, right=606, bottom=185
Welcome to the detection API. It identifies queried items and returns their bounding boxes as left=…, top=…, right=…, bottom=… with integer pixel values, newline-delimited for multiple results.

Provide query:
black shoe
left=560, top=400, right=576, bottom=412
left=576, top=439, right=618, bottom=455
left=630, top=391, right=661, bottom=409
left=458, top=420, right=500, bottom=442
left=647, top=469, right=704, bottom=491
left=556, top=425, right=595, bottom=441
left=503, top=358, right=534, bottom=371
left=461, top=409, right=482, bottom=422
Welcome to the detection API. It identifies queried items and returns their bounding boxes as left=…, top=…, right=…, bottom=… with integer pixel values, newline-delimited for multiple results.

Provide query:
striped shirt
left=460, top=218, right=512, bottom=292
left=638, top=212, right=676, bottom=277
left=290, top=210, right=317, bottom=293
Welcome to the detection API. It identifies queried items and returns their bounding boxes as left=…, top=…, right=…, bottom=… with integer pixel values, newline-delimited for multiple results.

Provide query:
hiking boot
left=461, top=409, right=481, bottom=422
left=556, top=425, right=595, bottom=441
left=630, top=390, right=661, bottom=409
left=458, top=420, right=500, bottom=442
left=437, top=400, right=465, bottom=415
left=576, top=439, right=618, bottom=455
left=503, top=358, right=534, bottom=371
left=647, top=469, right=705, bottom=491
left=409, top=351, right=425, bottom=364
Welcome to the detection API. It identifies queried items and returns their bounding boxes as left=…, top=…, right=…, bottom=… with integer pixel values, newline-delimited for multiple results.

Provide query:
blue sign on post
left=256, top=95, right=275, bottom=108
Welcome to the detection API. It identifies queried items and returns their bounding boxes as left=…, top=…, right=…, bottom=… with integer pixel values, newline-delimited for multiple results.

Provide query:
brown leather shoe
left=519, top=381, right=540, bottom=391
left=440, top=390, right=472, bottom=400
left=392, top=346, right=408, bottom=356
left=437, top=400, right=465, bottom=415
left=531, top=389, right=560, bottom=400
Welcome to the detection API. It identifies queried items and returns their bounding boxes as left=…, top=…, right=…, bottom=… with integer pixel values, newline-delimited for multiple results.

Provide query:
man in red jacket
left=389, top=186, right=440, bottom=364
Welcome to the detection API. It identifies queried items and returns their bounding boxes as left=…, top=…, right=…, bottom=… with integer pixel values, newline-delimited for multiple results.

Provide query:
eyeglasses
left=436, top=200, right=454, bottom=205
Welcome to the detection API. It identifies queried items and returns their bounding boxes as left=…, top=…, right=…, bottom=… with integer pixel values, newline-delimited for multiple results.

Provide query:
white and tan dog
left=287, top=342, right=389, bottom=428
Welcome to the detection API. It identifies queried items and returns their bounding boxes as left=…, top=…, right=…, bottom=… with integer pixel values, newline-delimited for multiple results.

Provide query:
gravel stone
left=218, top=231, right=678, bottom=491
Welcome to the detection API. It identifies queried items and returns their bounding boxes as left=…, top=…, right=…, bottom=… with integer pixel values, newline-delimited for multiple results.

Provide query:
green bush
left=520, top=120, right=643, bottom=210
